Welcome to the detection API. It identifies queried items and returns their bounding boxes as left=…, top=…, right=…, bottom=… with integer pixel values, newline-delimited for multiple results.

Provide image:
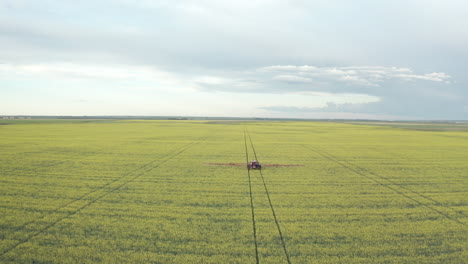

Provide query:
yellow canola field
left=0, top=120, right=467, bottom=263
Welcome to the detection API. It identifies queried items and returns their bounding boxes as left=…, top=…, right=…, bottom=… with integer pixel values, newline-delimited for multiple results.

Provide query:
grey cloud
left=194, top=65, right=455, bottom=101
left=261, top=105, right=320, bottom=113
left=262, top=102, right=376, bottom=113
left=1, top=0, right=467, bottom=119
left=2, top=0, right=468, bottom=72
left=262, top=94, right=466, bottom=120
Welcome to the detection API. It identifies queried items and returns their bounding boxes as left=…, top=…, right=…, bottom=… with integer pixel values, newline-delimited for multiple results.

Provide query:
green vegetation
left=0, top=120, right=467, bottom=263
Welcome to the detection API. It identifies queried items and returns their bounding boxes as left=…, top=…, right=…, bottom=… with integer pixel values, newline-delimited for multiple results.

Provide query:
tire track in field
left=334, top=147, right=466, bottom=217
left=244, top=130, right=259, bottom=264
left=11, top=136, right=206, bottom=229
left=1, top=144, right=127, bottom=176
left=0, top=136, right=209, bottom=257
left=302, top=145, right=468, bottom=228
left=318, top=146, right=467, bottom=220
left=247, top=130, right=292, bottom=264
left=13, top=145, right=183, bottom=229
left=1, top=157, right=81, bottom=176
left=353, top=146, right=467, bottom=217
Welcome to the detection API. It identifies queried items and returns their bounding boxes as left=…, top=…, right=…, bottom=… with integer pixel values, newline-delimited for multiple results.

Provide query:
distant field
left=0, top=120, right=467, bottom=263
left=346, top=121, right=468, bottom=131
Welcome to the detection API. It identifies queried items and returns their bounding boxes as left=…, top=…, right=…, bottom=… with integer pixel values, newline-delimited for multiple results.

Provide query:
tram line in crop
left=355, top=146, right=466, bottom=217
left=0, top=136, right=211, bottom=258
left=14, top=137, right=207, bottom=230
left=244, top=129, right=291, bottom=264
left=303, top=144, right=468, bottom=228
left=1, top=141, right=131, bottom=176
left=244, top=130, right=259, bottom=264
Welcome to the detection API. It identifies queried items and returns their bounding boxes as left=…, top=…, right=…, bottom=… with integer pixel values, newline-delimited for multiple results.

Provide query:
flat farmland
left=0, top=120, right=467, bottom=263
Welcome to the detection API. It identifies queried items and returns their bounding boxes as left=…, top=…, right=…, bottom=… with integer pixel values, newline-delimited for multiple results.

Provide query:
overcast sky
left=1, top=0, right=467, bottom=119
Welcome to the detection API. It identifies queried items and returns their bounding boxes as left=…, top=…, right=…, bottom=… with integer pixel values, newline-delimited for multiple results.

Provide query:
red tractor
left=247, top=160, right=262, bottom=170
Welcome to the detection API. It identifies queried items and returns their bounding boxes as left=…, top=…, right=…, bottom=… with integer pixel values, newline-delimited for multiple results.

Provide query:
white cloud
left=339, top=75, right=377, bottom=87
left=395, top=72, right=451, bottom=83
left=1, top=63, right=138, bottom=80
left=193, top=76, right=228, bottom=85
left=260, top=65, right=318, bottom=72
left=1, top=61, right=461, bottom=119
left=0, top=63, right=194, bottom=92
left=261, top=65, right=451, bottom=87
left=272, top=74, right=312, bottom=83
left=0, top=62, right=264, bottom=94
left=1, top=62, right=453, bottom=98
